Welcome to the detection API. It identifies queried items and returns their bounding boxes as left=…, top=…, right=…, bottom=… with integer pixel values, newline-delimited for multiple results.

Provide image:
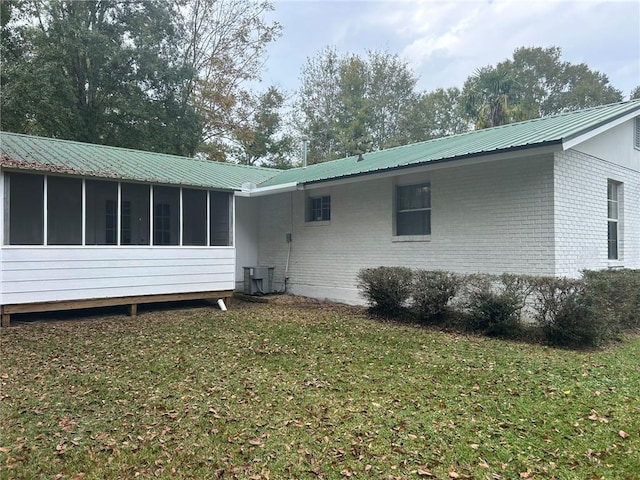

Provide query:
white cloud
left=264, top=0, right=639, bottom=96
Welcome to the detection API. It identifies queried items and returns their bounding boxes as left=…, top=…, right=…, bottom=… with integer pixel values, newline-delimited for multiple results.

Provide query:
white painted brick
left=257, top=155, right=556, bottom=304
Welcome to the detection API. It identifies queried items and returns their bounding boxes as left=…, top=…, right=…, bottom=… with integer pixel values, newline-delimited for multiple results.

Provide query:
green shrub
left=357, top=266, right=413, bottom=315
left=412, top=270, right=461, bottom=323
left=529, top=277, right=610, bottom=348
left=464, top=274, right=527, bottom=337
left=582, top=269, right=640, bottom=330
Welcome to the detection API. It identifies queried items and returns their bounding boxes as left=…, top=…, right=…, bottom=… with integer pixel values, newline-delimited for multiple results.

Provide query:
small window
left=396, top=183, right=431, bottom=236
left=210, top=191, right=232, bottom=246
left=607, top=180, right=620, bottom=260
left=308, top=195, right=331, bottom=222
left=47, top=176, right=82, bottom=245
left=121, top=183, right=150, bottom=245
left=635, top=117, right=640, bottom=149
left=5, top=172, right=44, bottom=245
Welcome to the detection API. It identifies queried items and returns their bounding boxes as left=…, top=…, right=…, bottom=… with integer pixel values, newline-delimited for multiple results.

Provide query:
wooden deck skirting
left=0, top=290, right=233, bottom=327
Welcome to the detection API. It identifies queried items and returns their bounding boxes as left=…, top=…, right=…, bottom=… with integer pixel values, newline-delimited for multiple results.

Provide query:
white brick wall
left=257, top=155, right=556, bottom=304
left=554, top=150, right=640, bottom=277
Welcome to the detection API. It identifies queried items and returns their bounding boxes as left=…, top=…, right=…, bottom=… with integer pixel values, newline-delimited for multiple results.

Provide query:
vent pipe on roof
left=301, top=135, right=309, bottom=169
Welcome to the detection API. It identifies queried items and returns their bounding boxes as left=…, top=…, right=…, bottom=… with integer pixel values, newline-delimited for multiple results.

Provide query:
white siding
left=554, top=149, right=640, bottom=276
left=0, top=247, right=235, bottom=305
left=258, top=155, right=556, bottom=304
left=574, top=118, right=640, bottom=172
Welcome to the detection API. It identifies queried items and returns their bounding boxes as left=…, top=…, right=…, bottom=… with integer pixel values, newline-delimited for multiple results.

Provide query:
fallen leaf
left=417, top=468, right=434, bottom=476
left=619, top=430, right=628, bottom=439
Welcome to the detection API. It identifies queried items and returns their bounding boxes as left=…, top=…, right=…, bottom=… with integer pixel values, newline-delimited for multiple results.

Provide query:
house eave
left=298, top=142, right=563, bottom=190
left=236, top=181, right=302, bottom=197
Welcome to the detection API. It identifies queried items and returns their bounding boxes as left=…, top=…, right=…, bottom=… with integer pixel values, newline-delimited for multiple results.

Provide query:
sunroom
left=0, top=132, right=277, bottom=326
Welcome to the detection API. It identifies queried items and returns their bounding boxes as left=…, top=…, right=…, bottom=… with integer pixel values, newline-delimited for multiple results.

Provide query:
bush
left=464, top=274, right=527, bottom=337
left=529, top=277, right=609, bottom=348
left=357, top=266, right=413, bottom=315
left=412, top=270, right=461, bottom=323
left=582, top=269, right=640, bottom=330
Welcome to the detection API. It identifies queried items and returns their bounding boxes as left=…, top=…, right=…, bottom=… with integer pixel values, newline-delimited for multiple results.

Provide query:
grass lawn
left=1, top=298, right=639, bottom=479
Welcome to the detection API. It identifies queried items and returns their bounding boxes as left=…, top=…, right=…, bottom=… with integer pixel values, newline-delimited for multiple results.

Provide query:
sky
left=258, top=0, right=640, bottom=99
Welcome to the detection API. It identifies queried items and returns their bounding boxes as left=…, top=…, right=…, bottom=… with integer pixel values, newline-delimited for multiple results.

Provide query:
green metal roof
left=261, top=99, right=640, bottom=187
left=0, top=132, right=279, bottom=190
left=2, top=100, right=638, bottom=191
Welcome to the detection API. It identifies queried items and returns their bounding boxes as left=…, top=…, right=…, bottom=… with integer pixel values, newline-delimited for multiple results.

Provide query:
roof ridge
left=0, top=131, right=279, bottom=174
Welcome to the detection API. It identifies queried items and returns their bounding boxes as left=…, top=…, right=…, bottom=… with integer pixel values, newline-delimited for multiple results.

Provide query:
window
left=608, top=180, right=620, bottom=260
left=308, top=195, right=331, bottom=222
left=3, top=173, right=232, bottom=248
left=85, top=180, right=118, bottom=245
left=121, top=183, right=150, bottom=245
left=396, top=183, right=431, bottom=236
left=635, top=117, right=640, bottom=149
left=5, top=172, right=44, bottom=245
left=153, top=186, right=179, bottom=245
left=182, top=189, right=207, bottom=246
left=210, top=191, right=232, bottom=246
left=47, top=176, right=82, bottom=245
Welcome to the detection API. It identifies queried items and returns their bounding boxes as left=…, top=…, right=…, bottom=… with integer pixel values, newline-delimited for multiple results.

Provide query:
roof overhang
left=562, top=109, right=640, bottom=150
left=280, top=142, right=562, bottom=191
left=235, top=181, right=302, bottom=197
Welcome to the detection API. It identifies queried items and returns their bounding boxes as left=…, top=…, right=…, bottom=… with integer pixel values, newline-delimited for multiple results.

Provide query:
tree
left=178, top=0, right=282, bottom=158
left=462, top=46, right=624, bottom=128
left=461, top=68, right=525, bottom=128
left=405, top=87, right=468, bottom=141
left=295, top=48, right=418, bottom=163
left=631, top=86, right=640, bottom=100
left=232, top=86, right=294, bottom=167
left=1, top=0, right=202, bottom=155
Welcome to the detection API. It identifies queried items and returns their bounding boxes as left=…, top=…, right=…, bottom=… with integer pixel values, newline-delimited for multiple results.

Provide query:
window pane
left=608, top=200, right=618, bottom=219
left=6, top=172, right=44, bottom=245
left=210, top=191, right=231, bottom=246
left=309, top=196, right=330, bottom=221
left=48, top=176, right=82, bottom=245
left=398, top=184, right=430, bottom=210
left=397, top=211, right=431, bottom=236
left=121, top=183, right=150, bottom=245
left=86, top=180, right=118, bottom=245
left=608, top=221, right=618, bottom=260
left=153, top=186, right=179, bottom=246
left=182, top=188, right=207, bottom=246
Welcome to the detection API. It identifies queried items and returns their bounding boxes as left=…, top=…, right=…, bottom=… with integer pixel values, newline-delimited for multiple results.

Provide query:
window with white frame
left=607, top=180, right=621, bottom=260
left=396, top=183, right=431, bottom=236
left=308, top=195, right=331, bottom=222
left=634, top=117, right=640, bottom=149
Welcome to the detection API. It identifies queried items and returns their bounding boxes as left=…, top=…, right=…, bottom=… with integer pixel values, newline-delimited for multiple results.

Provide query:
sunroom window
left=153, top=186, right=179, bottom=246
left=5, top=172, right=44, bottom=245
left=86, top=180, right=118, bottom=245
left=3, top=172, right=232, bottom=247
left=121, top=183, right=150, bottom=245
left=183, top=188, right=207, bottom=246
left=47, top=176, right=82, bottom=245
left=210, top=191, right=232, bottom=246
